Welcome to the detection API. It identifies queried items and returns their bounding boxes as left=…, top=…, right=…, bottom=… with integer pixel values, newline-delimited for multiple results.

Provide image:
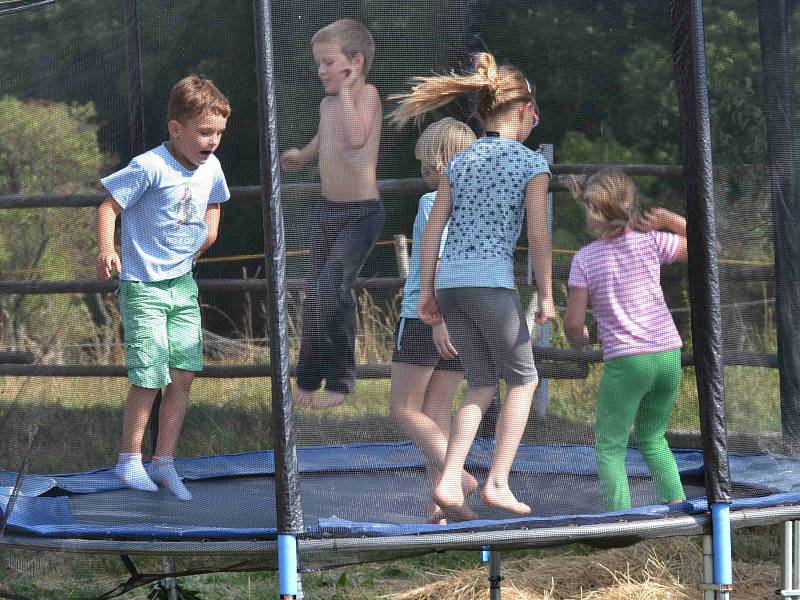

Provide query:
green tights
left=595, top=348, right=686, bottom=511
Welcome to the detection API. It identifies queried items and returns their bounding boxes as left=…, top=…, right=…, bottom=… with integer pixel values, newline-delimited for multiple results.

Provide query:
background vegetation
left=0, top=0, right=798, bottom=598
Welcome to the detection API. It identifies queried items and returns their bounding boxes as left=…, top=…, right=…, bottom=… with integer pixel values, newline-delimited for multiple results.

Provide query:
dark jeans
left=297, top=199, right=385, bottom=394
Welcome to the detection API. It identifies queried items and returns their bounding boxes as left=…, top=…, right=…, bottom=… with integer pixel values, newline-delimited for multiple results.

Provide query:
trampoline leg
left=278, top=534, right=300, bottom=599
left=781, top=521, right=800, bottom=598
left=702, top=535, right=714, bottom=600
left=482, top=548, right=502, bottom=600
left=158, top=557, right=178, bottom=600
left=793, top=521, right=800, bottom=593
left=711, top=503, right=732, bottom=599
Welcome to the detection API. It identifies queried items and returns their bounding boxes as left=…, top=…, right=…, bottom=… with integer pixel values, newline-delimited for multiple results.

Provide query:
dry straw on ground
left=383, top=538, right=779, bottom=600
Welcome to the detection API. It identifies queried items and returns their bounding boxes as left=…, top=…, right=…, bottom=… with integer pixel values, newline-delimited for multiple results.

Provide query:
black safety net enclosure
left=1, top=0, right=800, bottom=598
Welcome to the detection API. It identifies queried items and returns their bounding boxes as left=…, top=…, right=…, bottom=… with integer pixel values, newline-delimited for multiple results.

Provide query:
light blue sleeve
left=209, top=160, right=230, bottom=204
left=524, top=150, right=551, bottom=187
left=100, top=158, right=151, bottom=209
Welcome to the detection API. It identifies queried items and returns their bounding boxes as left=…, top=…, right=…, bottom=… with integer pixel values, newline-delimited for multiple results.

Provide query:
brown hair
left=570, top=170, right=639, bottom=240
left=167, top=75, right=231, bottom=124
left=415, top=117, right=476, bottom=171
left=388, top=52, right=535, bottom=128
left=312, top=19, right=376, bottom=74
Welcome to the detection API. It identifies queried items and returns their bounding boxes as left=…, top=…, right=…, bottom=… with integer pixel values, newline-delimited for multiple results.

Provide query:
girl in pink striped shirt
left=565, top=170, right=687, bottom=512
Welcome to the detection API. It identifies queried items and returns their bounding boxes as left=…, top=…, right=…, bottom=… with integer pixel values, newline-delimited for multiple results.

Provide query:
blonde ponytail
left=388, top=52, right=534, bottom=128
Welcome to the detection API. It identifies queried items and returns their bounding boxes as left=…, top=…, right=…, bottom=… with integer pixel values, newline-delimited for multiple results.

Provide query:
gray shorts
left=436, top=287, right=538, bottom=388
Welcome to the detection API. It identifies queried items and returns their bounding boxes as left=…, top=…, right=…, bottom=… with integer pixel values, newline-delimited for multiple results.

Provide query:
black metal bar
left=251, top=0, right=303, bottom=534
left=670, top=0, right=731, bottom=504
left=756, top=0, right=800, bottom=450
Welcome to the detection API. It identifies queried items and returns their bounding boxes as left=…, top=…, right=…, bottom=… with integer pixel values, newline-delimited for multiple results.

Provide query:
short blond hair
left=312, top=19, right=375, bottom=74
left=577, top=170, right=640, bottom=240
left=415, top=117, right=476, bottom=172
left=168, top=75, right=231, bottom=124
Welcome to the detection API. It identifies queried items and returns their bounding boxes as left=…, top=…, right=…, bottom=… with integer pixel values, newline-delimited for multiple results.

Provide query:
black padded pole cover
left=122, top=0, right=144, bottom=157
left=252, top=0, right=304, bottom=532
left=669, top=0, right=731, bottom=503
left=756, top=1, right=800, bottom=450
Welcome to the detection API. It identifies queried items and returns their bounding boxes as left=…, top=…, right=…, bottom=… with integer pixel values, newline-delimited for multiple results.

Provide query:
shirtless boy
left=281, top=18, right=384, bottom=409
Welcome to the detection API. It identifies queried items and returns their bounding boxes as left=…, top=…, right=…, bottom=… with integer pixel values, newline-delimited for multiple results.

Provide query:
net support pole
left=710, top=503, right=732, bottom=596
left=755, top=0, right=800, bottom=450
left=669, top=0, right=732, bottom=592
left=251, top=0, right=304, bottom=595
left=123, top=0, right=165, bottom=455
left=122, top=0, right=145, bottom=156
left=530, top=143, right=553, bottom=417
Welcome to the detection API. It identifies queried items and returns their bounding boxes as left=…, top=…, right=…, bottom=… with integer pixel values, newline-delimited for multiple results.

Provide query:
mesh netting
left=1, top=0, right=799, bottom=598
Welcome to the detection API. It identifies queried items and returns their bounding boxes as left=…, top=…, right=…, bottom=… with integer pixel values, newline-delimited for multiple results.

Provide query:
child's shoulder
left=130, top=143, right=171, bottom=170
left=416, top=190, right=437, bottom=210
left=360, top=83, right=382, bottom=110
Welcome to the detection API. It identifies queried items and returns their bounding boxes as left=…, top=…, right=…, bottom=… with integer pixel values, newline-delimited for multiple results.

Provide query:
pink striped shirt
left=568, top=229, right=683, bottom=361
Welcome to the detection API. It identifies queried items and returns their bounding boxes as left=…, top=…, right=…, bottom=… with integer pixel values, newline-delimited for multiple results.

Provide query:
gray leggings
left=436, top=287, right=537, bottom=388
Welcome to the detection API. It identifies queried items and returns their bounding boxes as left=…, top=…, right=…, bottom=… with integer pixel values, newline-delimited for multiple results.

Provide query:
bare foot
left=426, top=500, right=447, bottom=525
left=462, top=470, right=479, bottom=498
left=294, top=387, right=317, bottom=407
left=434, top=477, right=479, bottom=522
left=481, top=481, right=531, bottom=516
left=311, top=390, right=347, bottom=409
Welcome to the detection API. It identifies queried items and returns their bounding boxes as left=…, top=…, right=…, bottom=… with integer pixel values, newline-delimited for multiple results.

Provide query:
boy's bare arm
left=197, top=203, right=221, bottom=258
left=338, top=82, right=381, bottom=149
left=281, top=133, right=320, bottom=171
left=96, top=195, right=122, bottom=278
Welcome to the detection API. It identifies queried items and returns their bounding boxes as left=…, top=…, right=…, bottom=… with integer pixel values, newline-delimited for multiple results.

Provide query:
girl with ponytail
left=389, top=52, right=554, bottom=520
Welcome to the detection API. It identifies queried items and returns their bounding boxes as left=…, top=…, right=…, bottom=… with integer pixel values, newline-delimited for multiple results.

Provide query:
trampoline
left=4, top=0, right=800, bottom=598
left=2, top=441, right=798, bottom=543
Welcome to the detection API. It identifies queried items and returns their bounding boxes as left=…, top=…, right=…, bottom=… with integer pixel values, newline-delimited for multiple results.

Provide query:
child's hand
left=639, top=208, right=682, bottom=233
left=418, top=293, right=443, bottom=325
left=432, top=322, right=458, bottom=360
left=96, top=251, right=121, bottom=279
left=280, top=148, right=304, bottom=172
left=536, top=296, right=556, bottom=325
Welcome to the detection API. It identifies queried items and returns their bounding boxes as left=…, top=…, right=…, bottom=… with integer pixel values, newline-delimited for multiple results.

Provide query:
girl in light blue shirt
left=390, top=52, right=554, bottom=521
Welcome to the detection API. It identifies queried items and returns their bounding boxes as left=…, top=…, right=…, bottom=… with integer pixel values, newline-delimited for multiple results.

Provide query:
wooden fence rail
left=0, top=166, right=684, bottom=210
left=0, top=348, right=778, bottom=379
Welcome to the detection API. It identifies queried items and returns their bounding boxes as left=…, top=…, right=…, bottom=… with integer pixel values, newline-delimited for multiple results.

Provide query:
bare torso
left=317, top=84, right=381, bottom=201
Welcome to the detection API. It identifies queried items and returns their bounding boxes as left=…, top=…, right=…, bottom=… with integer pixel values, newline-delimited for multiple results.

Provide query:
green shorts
left=118, top=272, right=203, bottom=389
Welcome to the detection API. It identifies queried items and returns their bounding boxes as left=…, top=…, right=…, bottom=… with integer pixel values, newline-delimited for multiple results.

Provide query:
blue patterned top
left=437, top=136, right=550, bottom=289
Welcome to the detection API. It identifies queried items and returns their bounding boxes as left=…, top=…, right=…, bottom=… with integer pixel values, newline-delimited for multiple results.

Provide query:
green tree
left=0, top=96, right=111, bottom=357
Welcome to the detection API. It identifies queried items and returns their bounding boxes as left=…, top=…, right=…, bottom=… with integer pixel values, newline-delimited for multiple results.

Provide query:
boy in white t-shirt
left=96, top=75, right=230, bottom=500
